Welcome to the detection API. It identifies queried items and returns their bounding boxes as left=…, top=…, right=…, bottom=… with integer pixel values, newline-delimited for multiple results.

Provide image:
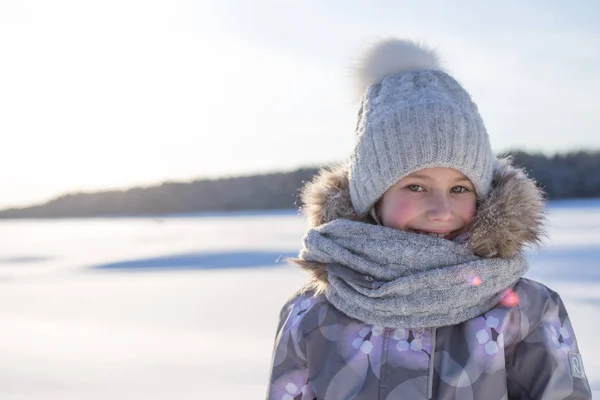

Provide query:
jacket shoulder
left=511, top=278, right=569, bottom=341
left=515, top=275, right=555, bottom=292
left=276, top=288, right=328, bottom=336
left=514, top=277, right=562, bottom=309
left=505, top=280, right=592, bottom=397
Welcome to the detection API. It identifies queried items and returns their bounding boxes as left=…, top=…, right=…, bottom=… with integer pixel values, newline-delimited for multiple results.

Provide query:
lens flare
left=469, top=274, right=482, bottom=287
left=500, top=289, right=520, bottom=307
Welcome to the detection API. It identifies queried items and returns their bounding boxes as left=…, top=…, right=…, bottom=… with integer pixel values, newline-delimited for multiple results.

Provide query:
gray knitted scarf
left=299, top=219, right=528, bottom=328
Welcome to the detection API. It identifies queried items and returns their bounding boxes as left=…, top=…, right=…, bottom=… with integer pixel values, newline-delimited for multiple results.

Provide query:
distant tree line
left=505, top=150, right=600, bottom=199
left=1, top=150, right=599, bottom=219
left=0, top=169, right=318, bottom=218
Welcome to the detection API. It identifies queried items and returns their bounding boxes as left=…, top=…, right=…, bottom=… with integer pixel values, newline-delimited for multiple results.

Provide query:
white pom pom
left=353, top=38, right=442, bottom=97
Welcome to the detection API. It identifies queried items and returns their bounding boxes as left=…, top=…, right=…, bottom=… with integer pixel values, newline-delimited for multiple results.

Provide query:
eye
left=407, top=184, right=424, bottom=192
left=450, top=186, right=470, bottom=193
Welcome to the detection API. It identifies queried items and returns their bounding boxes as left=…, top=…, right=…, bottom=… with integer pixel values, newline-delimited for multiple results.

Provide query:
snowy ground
left=0, top=201, right=599, bottom=399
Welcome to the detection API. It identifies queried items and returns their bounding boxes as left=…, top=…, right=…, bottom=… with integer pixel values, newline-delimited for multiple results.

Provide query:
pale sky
left=1, top=0, right=599, bottom=209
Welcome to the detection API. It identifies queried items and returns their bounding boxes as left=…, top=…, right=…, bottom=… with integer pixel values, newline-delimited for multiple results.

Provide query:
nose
left=426, top=193, right=452, bottom=222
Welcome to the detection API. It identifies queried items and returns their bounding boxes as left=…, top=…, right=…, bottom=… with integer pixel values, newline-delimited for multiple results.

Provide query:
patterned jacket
left=268, top=278, right=590, bottom=399
left=267, top=161, right=591, bottom=399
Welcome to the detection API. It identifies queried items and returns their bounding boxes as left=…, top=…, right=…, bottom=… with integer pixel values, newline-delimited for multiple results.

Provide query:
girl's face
left=376, top=167, right=477, bottom=239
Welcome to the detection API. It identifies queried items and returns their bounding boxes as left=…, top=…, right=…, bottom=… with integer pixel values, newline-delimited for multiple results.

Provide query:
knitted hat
left=348, top=38, right=496, bottom=217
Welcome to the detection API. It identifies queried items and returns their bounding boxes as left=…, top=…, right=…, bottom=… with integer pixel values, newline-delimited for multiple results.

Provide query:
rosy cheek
left=458, top=198, right=477, bottom=222
left=383, top=196, right=417, bottom=229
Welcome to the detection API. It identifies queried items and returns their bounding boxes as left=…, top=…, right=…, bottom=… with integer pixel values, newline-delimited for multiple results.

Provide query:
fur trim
left=353, top=38, right=441, bottom=98
left=468, top=158, right=546, bottom=258
left=299, top=164, right=363, bottom=228
left=288, top=158, right=546, bottom=292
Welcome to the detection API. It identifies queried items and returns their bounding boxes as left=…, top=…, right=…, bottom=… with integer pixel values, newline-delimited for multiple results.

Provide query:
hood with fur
left=292, top=158, right=546, bottom=290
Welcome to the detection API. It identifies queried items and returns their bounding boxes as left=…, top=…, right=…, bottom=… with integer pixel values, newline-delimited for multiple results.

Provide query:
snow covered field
left=1, top=201, right=599, bottom=399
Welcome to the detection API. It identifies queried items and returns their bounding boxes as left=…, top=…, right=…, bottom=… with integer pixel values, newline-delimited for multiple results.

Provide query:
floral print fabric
left=267, top=278, right=591, bottom=399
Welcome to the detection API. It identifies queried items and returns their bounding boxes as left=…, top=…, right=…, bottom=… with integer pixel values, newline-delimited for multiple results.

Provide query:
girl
left=267, top=38, right=591, bottom=399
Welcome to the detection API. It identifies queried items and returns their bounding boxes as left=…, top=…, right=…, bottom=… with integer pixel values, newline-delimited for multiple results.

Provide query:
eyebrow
left=407, top=173, right=471, bottom=183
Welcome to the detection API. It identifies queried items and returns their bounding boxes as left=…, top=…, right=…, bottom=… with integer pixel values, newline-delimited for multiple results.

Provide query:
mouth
left=407, top=229, right=458, bottom=239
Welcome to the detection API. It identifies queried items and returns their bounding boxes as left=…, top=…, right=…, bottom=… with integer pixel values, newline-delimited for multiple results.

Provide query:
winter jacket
left=269, top=278, right=590, bottom=399
left=267, top=160, right=591, bottom=399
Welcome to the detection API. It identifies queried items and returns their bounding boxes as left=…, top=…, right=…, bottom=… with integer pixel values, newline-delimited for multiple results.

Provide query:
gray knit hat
left=348, top=38, right=496, bottom=217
